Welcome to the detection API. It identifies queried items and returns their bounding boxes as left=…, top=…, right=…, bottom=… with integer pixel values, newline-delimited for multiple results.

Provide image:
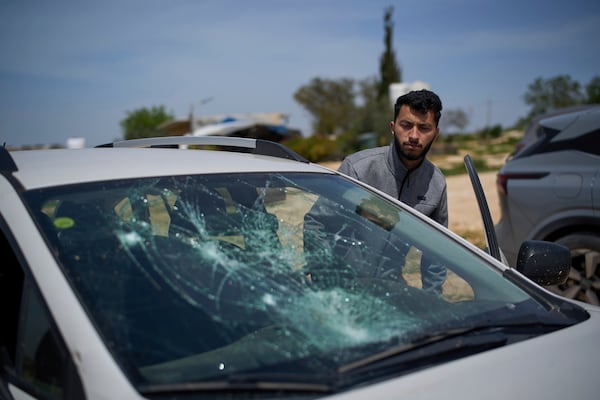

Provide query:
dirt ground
left=446, top=171, right=500, bottom=233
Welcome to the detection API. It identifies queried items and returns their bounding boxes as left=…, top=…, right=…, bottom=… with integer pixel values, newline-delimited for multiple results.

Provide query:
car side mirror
left=516, top=240, right=570, bottom=286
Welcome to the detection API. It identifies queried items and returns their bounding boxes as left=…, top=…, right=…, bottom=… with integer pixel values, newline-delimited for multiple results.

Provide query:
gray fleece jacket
left=338, top=139, right=448, bottom=228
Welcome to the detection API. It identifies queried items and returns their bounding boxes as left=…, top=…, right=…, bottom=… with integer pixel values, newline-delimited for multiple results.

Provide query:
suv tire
left=548, top=233, right=600, bottom=305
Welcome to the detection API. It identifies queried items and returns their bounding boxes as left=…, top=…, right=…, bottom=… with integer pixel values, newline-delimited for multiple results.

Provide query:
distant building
left=389, top=81, right=431, bottom=107
left=160, top=112, right=301, bottom=143
left=66, top=137, right=86, bottom=149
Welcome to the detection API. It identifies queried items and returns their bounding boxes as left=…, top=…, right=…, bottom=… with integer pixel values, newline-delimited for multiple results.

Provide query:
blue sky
left=1, top=0, right=599, bottom=147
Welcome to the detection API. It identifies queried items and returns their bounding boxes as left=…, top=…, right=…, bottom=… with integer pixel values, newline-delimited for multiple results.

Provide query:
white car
left=1, top=136, right=598, bottom=399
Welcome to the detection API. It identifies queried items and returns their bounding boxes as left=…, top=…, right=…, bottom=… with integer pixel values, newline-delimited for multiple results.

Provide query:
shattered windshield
left=27, top=172, right=547, bottom=389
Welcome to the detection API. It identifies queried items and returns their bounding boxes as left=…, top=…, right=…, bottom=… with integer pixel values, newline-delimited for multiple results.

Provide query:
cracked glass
left=26, top=172, right=538, bottom=388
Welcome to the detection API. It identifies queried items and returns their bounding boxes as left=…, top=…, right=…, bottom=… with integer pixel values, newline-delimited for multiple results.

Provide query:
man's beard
left=395, top=137, right=434, bottom=162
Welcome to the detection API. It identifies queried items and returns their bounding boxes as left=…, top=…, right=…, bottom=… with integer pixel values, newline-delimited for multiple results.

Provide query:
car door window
left=17, top=281, right=65, bottom=398
left=0, top=228, right=84, bottom=399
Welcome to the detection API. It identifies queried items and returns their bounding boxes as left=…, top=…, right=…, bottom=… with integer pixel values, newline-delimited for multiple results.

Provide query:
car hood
left=329, top=307, right=600, bottom=400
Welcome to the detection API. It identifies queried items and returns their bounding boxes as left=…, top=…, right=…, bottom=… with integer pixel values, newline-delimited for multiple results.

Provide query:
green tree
left=523, top=75, right=584, bottom=117
left=292, top=5, right=403, bottom=155
left=355, top=77, right=392, bottom=144
left=585, top=75, right=600, bottom=104
left=293, top=77, right=356, bottom=135
left=121, top=105, right=175, bottom=140
left=377, top=6, right=401, bottom=99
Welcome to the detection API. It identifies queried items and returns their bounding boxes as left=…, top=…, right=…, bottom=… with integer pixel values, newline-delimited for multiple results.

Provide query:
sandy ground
left=446, top=171, right=500, bottom=233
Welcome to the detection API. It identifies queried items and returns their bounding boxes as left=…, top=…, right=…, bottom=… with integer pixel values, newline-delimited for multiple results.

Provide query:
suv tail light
left=496, top=172, right=549, bottom=196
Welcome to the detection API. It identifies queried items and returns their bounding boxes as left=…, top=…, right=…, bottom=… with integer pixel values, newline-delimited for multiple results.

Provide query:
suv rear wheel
left=548, top=233, right=600, bottom=305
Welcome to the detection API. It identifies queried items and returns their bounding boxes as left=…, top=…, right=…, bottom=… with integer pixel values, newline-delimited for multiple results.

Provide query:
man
left=338, top=89, right=447, bottom=293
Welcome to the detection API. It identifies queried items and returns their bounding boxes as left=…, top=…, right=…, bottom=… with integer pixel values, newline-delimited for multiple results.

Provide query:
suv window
left=515, top=127, right=600, bottom=159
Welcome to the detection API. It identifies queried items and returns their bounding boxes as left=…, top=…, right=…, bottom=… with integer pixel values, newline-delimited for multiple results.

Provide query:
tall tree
left=121, top=106, right=174, bottom=140
left=585, top=75, right=600, bottom=104
left=377, top=6, right=401, bottom=100
left=523, top=75, right=584, bottom=117
left=293, top=77, right=356, bottom=135
left=356, top=77, right=393, bottom=144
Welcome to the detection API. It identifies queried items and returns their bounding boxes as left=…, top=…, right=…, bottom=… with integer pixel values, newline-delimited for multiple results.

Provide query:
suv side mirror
left=516, top=240, right=570, bottom=286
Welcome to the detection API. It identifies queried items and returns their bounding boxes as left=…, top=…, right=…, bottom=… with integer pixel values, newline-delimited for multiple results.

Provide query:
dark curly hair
left=393, top=89, right=443, bottom=126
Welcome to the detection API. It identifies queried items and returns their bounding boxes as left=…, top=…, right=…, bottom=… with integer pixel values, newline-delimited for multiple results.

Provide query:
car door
left=463, top=155, right=502, bottom=261
left=464, top=154, right=569, bottom=286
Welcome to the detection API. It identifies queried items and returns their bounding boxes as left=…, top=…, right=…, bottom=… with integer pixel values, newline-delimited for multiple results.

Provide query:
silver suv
left=495, top=106, right=600, bottom=305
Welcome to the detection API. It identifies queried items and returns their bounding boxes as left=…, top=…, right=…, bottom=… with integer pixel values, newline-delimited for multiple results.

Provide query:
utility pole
left=189, top=96, right=214, bottom=133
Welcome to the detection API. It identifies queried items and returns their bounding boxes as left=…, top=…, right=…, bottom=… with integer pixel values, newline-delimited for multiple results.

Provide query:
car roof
left=7, top=147, right=332, bottom=190
left=540, top=105, right=600, bottom=142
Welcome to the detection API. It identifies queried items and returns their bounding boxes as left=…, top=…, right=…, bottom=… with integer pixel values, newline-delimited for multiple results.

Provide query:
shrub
left=285, top=135, right=339, bottom=162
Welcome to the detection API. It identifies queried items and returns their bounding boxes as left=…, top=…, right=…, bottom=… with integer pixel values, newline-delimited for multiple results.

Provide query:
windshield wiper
left=139, top=372, right=333, bottom=396
left=339, top=324, right=529, bottom=375
left=140, top=318, right=569, bottom=395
